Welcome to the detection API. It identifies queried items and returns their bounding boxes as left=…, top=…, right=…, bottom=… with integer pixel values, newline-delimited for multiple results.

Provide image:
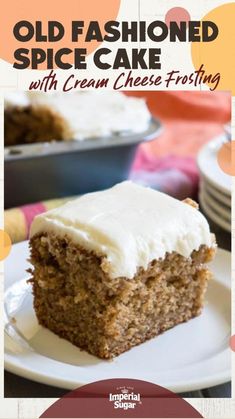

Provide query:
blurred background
left=4, top=90, right=231, bottom=245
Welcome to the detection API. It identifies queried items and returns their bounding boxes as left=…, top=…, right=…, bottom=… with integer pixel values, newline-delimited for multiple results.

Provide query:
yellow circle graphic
left=0, top=230, right=12, bottom=261
left=191, top=3, right=235, bottom=94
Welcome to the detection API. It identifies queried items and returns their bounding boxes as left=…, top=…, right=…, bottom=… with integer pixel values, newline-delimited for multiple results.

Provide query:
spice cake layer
left=29, top=181, right=215, bottom=359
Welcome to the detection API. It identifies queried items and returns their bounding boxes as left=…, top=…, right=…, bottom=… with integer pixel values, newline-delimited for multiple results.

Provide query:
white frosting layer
left=30, top=181, right=213, bottom=279
left=27, top=91, right=151, bottom=140
left=5, top=92, right=30, bottom=107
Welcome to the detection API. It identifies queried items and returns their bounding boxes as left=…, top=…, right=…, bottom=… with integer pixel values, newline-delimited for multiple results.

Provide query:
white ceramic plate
left=197, top=135, right=231, bottom=196
left=4, top=241, right=231, bottom=393
left=200, top=179, right=231, bottom=208
left=199, top=192, right=231, bottom=233
left=200, top=186, right=231, bottom=222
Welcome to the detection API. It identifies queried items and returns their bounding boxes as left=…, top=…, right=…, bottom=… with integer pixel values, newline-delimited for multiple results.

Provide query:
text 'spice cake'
left=29, top=181, right=215, bottom=359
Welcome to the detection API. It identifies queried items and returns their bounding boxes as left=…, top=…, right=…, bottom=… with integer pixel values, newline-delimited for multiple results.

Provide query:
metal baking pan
left=4, top=117, right=163, bottom=208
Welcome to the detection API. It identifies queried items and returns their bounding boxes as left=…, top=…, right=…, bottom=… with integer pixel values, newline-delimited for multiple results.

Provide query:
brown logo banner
left=40, top=378, right=203, bottom=418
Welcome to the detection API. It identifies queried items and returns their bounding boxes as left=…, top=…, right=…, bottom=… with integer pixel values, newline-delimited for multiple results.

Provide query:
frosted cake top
left=5, top=91, right=151, bottom=140
left=30, top=181, right=213, bottom=279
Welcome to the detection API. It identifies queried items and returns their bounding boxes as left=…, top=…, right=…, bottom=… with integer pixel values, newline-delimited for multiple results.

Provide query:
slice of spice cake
left=29, top=181, right=216, bottom=359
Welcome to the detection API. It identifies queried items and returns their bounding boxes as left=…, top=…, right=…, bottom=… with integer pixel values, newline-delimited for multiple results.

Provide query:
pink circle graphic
left=165, top=7, right=191, bottom=27
left=230, top=335, right=235, bottom=352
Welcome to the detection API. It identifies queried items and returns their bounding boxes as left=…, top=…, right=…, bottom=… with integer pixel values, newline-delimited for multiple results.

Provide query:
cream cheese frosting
left=30, top=181, right=213, bottom=279
left=27, top=91, right=151, bottom=140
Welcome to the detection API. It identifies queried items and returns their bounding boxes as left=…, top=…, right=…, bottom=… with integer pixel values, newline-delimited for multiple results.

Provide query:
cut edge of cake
left=28, top=182, right=216, bottom=359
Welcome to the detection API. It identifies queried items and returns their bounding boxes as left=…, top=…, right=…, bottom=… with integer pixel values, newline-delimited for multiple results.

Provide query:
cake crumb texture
left=4, top=105, right=71, bottom=146
left=29, top=233, right=215, bottom=359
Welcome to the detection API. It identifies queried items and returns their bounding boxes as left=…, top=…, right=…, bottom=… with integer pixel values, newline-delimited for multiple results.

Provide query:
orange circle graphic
left=0, top=230, right=12, bottom=261
left=217, top=140, right=235, bottom=176
left=0, top=0, right=120, bottom=69
left=191, top=3, right=235, bottom=94
left=230, top=335, right=235, bottom=352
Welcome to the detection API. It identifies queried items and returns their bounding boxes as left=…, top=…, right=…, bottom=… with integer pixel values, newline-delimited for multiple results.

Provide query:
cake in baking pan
left=4, top=91, right=151, bottom=146
left=29, top=181, right=216, bottom=359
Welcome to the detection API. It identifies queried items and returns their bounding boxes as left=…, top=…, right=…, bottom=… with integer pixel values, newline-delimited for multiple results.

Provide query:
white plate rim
left=4, top=354, right=231, bottom=393
left=4, top=242, right=231, bottom=393
left=200, top=188, right=231, bottom=222
left=200, top=179, right=231, bottom=208
left=197, top=136, right=231, bottom=196
left=199, top=192, right=231, bottom=232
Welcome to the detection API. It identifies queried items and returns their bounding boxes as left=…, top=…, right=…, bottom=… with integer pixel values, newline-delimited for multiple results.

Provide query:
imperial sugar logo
left=109, top=386, right=141, bottom=410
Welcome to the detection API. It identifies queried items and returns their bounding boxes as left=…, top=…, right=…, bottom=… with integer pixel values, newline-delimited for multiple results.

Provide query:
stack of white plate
left=197, top=136, right=231, bottom=232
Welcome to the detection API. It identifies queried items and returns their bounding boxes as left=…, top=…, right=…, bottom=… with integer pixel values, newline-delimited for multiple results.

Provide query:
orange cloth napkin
left=126, top=91, right=230, bottom=158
